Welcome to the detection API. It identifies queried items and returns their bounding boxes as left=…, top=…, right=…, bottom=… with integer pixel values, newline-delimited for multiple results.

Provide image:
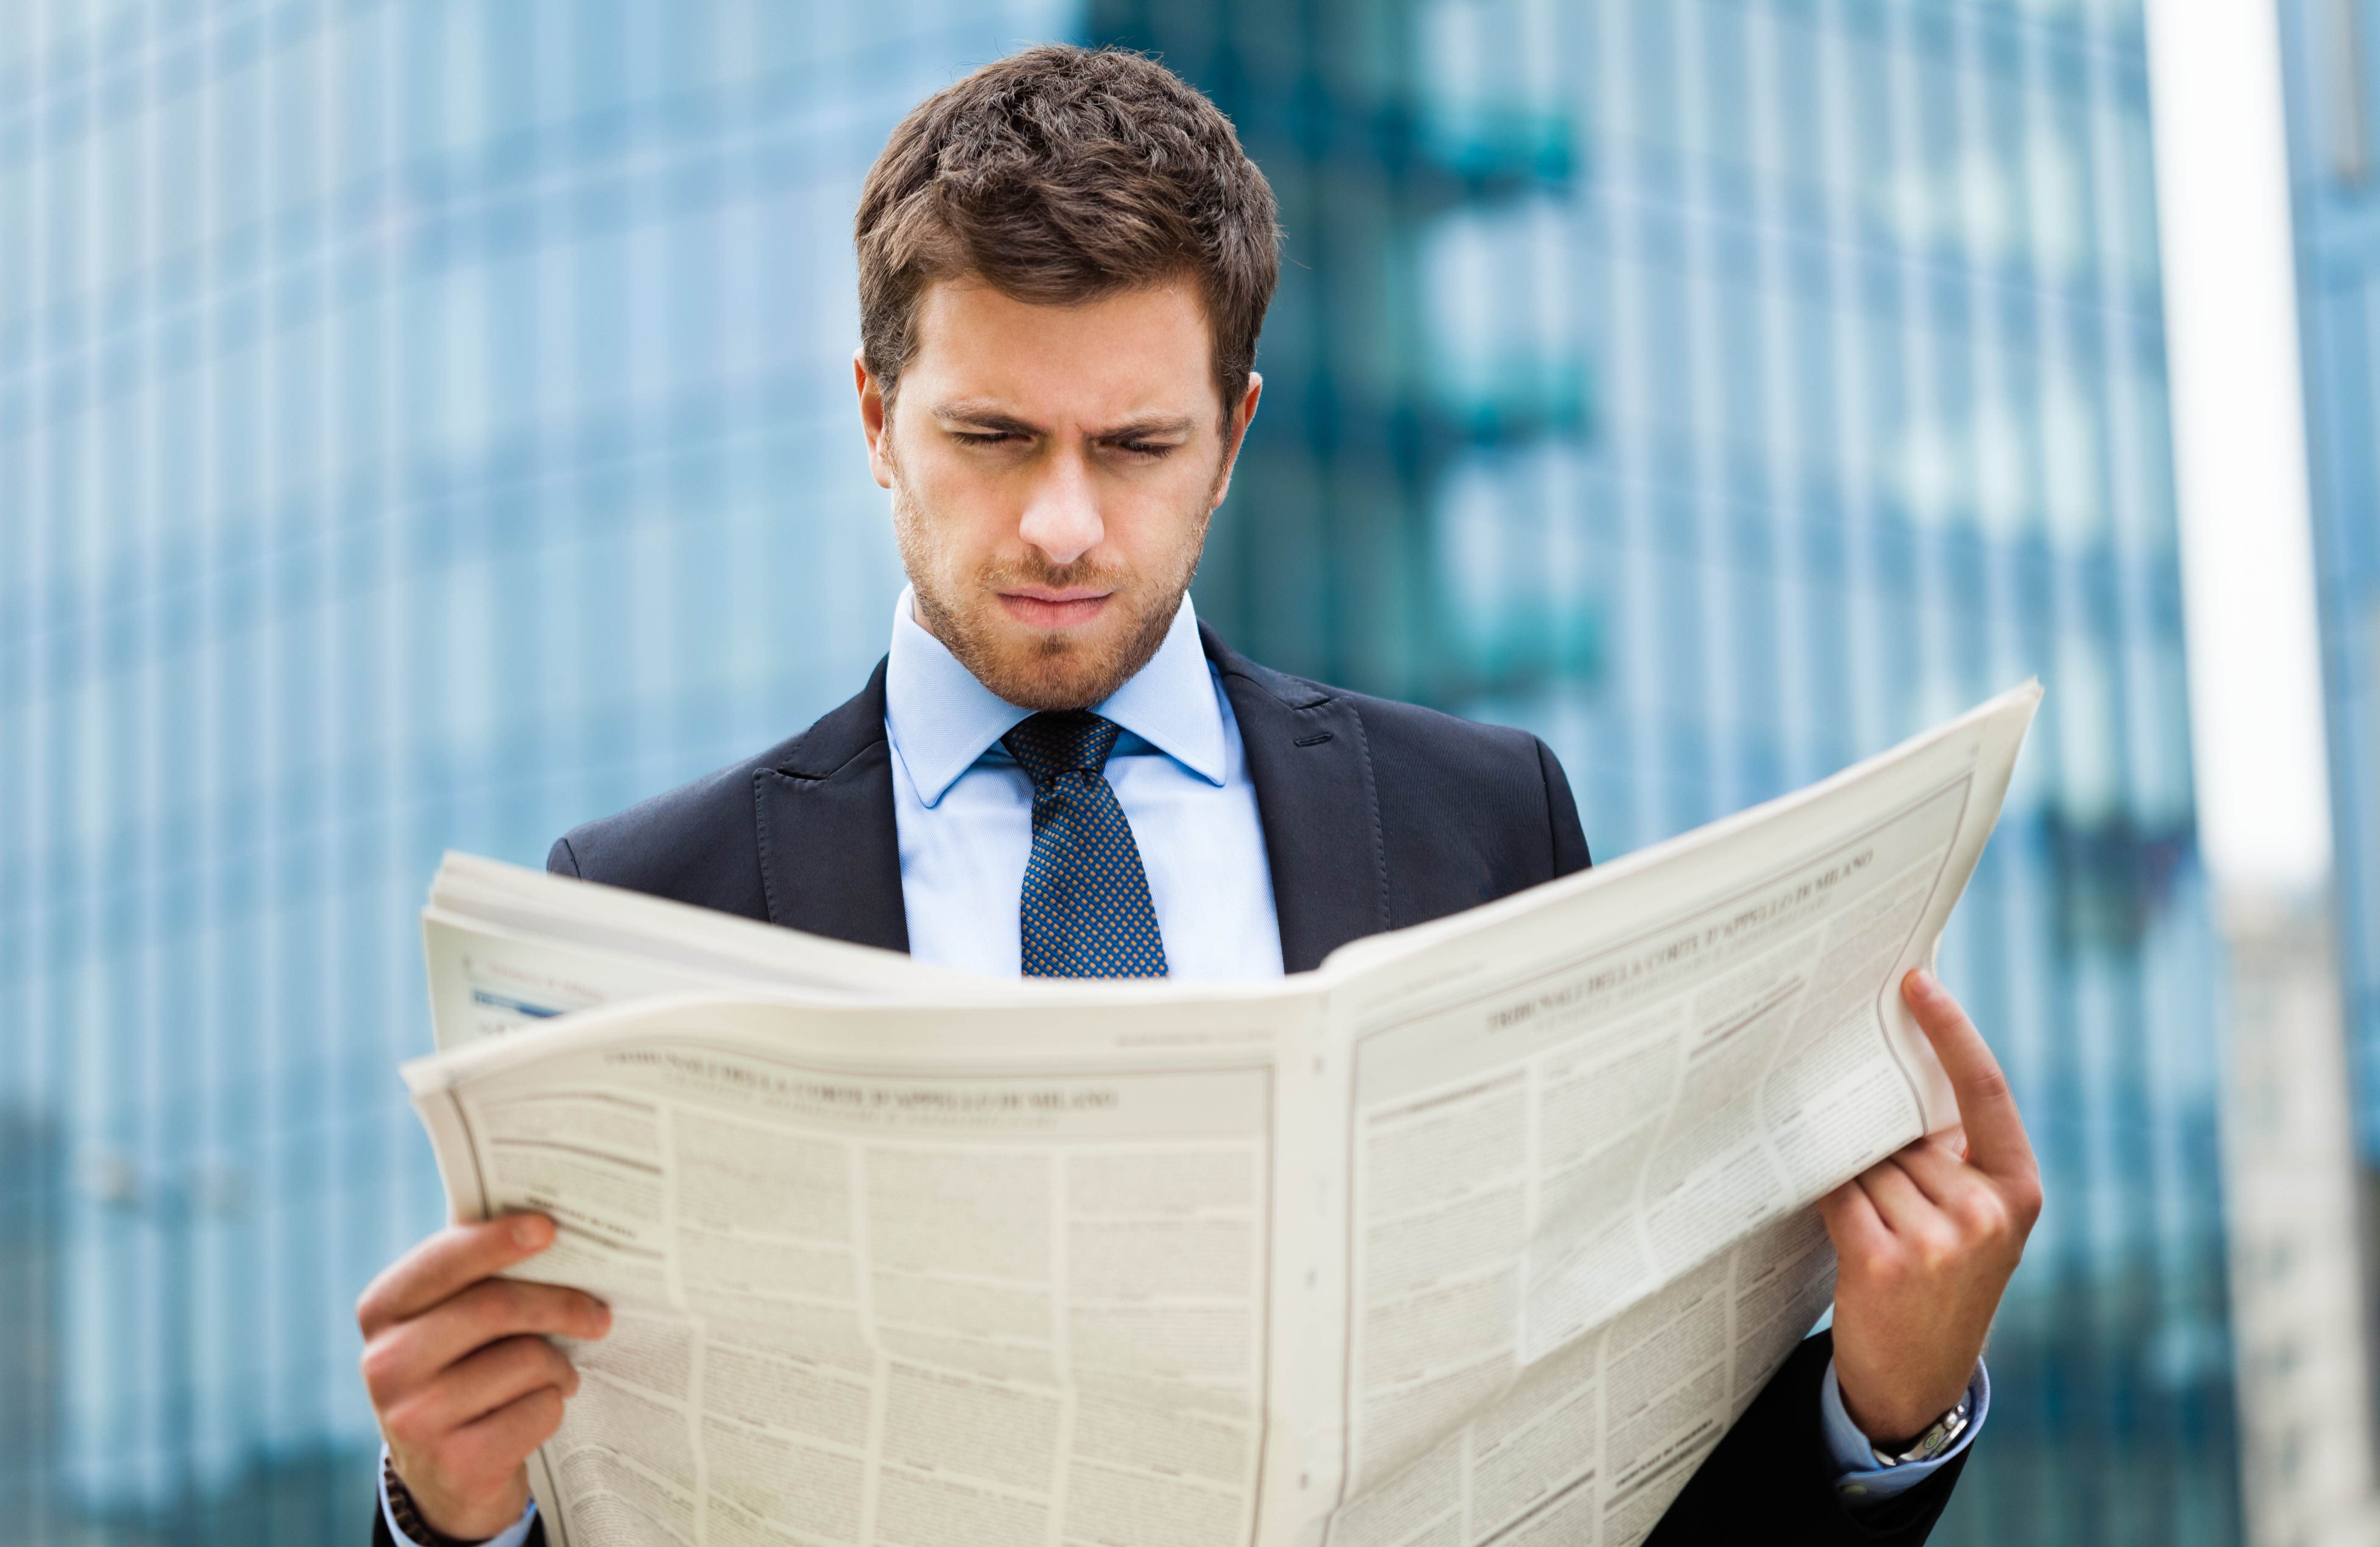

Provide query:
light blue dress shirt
left=885, top=587, right=1282, bottom=982
left=378, top=587, right=1978, bottom=1539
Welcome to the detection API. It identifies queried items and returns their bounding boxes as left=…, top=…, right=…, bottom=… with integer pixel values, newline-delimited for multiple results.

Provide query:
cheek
left=899, top=452, right=1015, bottom=549
left=1112, top=469, right=1219, bottom=568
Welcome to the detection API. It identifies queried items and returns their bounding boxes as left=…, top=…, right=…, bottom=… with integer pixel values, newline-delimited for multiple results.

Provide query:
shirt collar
left=884, top=586, right=1228, bottom=807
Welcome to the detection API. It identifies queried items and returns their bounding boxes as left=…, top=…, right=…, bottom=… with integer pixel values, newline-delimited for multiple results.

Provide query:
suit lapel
left=1204, top=625, right=1390, bottom=973
left=751, top=657, right=912, bottom=954
left=760, top=632, right=1390, bottom=970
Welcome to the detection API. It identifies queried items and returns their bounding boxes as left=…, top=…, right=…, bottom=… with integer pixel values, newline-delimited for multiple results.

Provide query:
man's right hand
left=358, top=1214, right=612, bottom=1539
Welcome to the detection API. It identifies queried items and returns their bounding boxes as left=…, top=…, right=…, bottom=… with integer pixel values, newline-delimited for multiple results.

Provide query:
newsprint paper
left=402, top=683, right=2041, bottom=1547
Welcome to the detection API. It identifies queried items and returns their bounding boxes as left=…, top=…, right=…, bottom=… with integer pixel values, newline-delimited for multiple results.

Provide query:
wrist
left=383, top=1455, right=520, bottom=1546
left=1866, top=1386, right=1973, bottom=1466
left=1837, top=1365, right=1977, bottom=1447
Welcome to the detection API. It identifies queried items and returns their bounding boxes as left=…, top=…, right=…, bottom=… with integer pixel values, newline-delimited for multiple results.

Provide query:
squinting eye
left=1120, top=441, right=1178, bottom=458
left=955, top=431, right=1019, bottom=447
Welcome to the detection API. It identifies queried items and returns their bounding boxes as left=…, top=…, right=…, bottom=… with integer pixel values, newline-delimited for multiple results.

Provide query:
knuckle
left=1951, top=1191, right=2008, bottom=1239
left=359, top=1340, right=405, bottom=1400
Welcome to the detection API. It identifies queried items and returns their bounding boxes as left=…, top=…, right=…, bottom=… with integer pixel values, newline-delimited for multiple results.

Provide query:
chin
left=913, top=573, right=1185, bottom=713
left=980, top=640, right=1118, bottom=712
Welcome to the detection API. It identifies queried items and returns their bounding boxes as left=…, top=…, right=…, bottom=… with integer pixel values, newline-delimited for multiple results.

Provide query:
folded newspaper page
left=403, top=682, right=2040, bottom=1547
left=421, top=851, right=1003, bottom=1049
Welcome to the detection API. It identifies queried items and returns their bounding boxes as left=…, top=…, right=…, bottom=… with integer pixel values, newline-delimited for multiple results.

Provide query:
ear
left=856, top=350, right=895, bottom=491
left=1209, top=371, right=1263, bottom=510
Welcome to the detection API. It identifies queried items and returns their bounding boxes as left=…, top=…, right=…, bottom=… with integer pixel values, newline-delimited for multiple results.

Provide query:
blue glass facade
left=2280, top=5, right=2380, bottom=1159
left=2, top=2, right=2231, bottom=1543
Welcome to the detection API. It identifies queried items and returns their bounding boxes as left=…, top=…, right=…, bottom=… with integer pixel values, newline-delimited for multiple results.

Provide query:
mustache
left=978, top=554, right=1136, bottom=592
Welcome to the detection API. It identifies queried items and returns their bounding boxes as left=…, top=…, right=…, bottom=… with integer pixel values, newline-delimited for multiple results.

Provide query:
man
left=359, top=45, right=2039, bottom=1547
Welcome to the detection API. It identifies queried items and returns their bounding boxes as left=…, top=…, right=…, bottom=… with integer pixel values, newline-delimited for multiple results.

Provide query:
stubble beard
left=893, top=487, right=1209, bottom=712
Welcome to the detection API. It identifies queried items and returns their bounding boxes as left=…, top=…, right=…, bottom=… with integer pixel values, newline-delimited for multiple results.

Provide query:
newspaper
left=402, top=683, right=2040, bottom=1547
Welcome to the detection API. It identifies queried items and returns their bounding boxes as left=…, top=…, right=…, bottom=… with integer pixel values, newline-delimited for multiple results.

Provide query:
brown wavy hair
left=855, top=44, right=1281, bottom=427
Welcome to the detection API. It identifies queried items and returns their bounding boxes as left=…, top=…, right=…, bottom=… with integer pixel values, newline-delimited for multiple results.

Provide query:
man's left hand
left=1817, top=968, right=2043, bottom=1446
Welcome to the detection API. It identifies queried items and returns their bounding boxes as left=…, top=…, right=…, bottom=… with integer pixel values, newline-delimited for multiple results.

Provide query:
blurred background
left=0, top=0, right=2372, bottom=1542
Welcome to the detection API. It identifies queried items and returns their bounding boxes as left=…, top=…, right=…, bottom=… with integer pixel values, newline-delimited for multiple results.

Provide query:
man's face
left=857, top=277, right=1261, bottom=711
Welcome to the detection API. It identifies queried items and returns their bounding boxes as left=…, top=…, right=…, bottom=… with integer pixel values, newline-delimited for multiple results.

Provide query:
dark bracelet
left=383, top=1455, right=500, bottom=1547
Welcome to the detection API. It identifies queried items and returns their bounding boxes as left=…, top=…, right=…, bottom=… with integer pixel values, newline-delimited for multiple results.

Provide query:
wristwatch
left=1869, top=1388, right=1973, bottom=1468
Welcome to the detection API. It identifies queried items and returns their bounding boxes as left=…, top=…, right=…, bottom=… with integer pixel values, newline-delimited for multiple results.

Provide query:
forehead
left=906, top=277, right=1217, bottom=418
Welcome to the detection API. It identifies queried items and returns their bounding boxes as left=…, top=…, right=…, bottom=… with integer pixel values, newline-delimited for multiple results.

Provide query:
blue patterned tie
left=1003, top=712, right=1169, bottom=979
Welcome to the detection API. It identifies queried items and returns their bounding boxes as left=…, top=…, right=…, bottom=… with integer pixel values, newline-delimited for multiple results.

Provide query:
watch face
left=1911, top=1406, right=1970, bottom=1461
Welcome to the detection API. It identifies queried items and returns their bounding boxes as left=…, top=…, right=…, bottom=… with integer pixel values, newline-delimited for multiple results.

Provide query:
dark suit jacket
left=373, top=625, right=1962, bottom=1546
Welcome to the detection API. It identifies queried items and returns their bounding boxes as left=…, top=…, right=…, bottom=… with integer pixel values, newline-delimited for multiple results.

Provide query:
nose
left=1015, top=445, right=1104, bottom=567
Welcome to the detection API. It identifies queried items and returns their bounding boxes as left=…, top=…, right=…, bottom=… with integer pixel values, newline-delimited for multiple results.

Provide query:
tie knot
left=1003, top=711, right=1124, bottom=788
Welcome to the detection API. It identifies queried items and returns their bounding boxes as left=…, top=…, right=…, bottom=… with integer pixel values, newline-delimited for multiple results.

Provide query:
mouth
left=997, top=587, right=1114, bottom=630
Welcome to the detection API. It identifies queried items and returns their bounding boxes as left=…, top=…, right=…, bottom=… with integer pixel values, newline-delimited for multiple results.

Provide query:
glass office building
left=1, top=1, right=2231, bottom=1542
left=2281, top=3, right=2380, bottom=1187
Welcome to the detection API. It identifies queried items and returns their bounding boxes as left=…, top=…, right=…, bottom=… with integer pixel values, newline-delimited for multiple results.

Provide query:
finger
left=1816, top=1180, right=1893, bottom=1260
left=364, top=1278, right=610, bottom=1401
left=449, top=1386, right=570, bottom=1483
left=1891, top=1135, right=2032, bottom=1247
left=1851, top=1157, right=1946, bottom=1238
left=1903, top=970, right=2037, bottom=1179
left=395, top=1335, right=581, bottom=1442
left=1890, top=1134, right=1972, bottom=1206
left=358, top=1216, right=559, bottom=1335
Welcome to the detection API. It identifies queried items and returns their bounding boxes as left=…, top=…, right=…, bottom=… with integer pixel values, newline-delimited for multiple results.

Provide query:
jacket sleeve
left=1646, top=1331, right=1966, bottom=1545
left=1534, top=735, right=1593, bottom=879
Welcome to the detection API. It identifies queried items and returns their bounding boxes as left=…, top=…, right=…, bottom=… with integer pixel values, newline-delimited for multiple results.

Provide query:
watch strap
left=1868, top=1388, right=1974, bottom=1469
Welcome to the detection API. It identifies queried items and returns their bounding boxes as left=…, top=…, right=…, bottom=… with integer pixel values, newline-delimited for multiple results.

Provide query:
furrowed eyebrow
left=928, top=403, right=1199, bottom=442
left=1101, top=415, right=1197, bottom=441
left=931, top=403, right=1040, bottom=436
